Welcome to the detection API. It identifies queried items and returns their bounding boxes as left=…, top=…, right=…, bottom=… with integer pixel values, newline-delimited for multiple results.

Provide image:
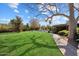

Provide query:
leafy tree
left=0, top=24, right=11, bottom=32
left=9, top=16, right=23, bottom=32
left=25, top=23, right=30, bottom=31
left=15, top=16, right=23, bottom=32
left=9, top=19, right=15, bottom=31
left=47, top=25, right=52, bottom=31
left=41, top=26, right=45, bottom=30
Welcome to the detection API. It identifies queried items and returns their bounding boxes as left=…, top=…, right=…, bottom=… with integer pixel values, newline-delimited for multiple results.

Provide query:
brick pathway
left=52, top=34, right=79, bottom=56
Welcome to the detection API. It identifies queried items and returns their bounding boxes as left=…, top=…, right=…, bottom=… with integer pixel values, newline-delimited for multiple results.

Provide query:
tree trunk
left=68, top=3, right=77, bottom=47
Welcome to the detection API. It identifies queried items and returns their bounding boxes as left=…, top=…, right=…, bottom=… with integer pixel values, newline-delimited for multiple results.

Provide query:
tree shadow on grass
left=57, top=38, right=77, bottom=56
left=58, top=43, right=77, bottom=56
left=53, top=34, right=77, bottom=56
left=30, top=35, right=57, bottom=48
left=65, top=43, right=77, bottom=56
left=0, top=42, right=31, bottom=56
left=0, top=34, right=62, bottom=56
left=19, top=35, right=60, bottom=56
left=19, top=46, right=37, bottom=56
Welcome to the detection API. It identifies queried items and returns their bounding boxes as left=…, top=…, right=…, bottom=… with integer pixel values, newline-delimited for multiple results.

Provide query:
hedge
left=58, top=30, right=69, bottom=36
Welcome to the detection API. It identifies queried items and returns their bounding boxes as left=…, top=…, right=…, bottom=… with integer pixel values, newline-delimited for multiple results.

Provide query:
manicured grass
left=0, top=31, right=62, bottom=56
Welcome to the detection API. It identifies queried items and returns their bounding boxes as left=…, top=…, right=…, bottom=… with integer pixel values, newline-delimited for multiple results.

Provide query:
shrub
left=0, top=24, right=13, bottom=33
left=77, top=27, right=79, bottom=34
left=58, top=30, right=69, bottom=36
left=76, top=39, right=79, bottom=43
left=52, top=27, right=58, bottom=33
left=52, top=24, right=68, bottom=34
left=75, top=33, right=79, bottom=43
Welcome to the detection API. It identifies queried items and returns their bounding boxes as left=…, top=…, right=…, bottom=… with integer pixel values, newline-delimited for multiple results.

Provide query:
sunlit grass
left=0, top=31, right=62, bottom=56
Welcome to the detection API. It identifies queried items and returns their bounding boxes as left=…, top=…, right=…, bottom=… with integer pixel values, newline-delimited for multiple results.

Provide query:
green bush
left=52, top=24, right=68, bottom=34
left=75, top=33, right=79, bottom=43
left=77, top=27, right=79, bottom=34
left=58, top=30, right=69, bottom=36
left=76, top=38, right=79, bottom=43
left=52, top=27, right=58, bottom=33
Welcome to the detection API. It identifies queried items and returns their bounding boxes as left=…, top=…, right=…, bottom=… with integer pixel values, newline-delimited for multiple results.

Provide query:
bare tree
left=36, top=3, right=79, bottom=47
left=29, top=18, right=40, bottom=30
left=68, top=3, right=77, bottom=46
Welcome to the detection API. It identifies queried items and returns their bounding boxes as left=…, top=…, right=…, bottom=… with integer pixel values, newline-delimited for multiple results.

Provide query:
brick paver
left=52, top=34, right=79, bottom=56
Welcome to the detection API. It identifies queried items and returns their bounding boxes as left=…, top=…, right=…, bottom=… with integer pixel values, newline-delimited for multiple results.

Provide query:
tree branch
left=76, top=16, right=79, bottom=22
left=74, top=6, right=79, bottom=12
left=51, top=13, right=69, bottom=18
left=46, top=13, right=69, bottom=21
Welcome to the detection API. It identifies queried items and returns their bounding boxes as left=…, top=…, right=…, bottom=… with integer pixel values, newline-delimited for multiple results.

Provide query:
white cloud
left=47, top=5, right=59, bottom=12
left=53, top=16, right=61, bottom=20
left=38, top=4, right=48, bottom=12
left=8, top=3, right=19, bottom=9
left=25, top=9, right=29, bottom=13
left=74, top=3, right=79, bottom=8
left=42, top=11, right=49, bottom=15
left=50, top=16, right=69, bottom=25
left=38, top=4, right=43, bottom=11
left=38, top=4, right=59, bottom=17
left=0, top=19, right=10, bottom=24
left=52, top=16, right=68, bottom=21
left=14, top=9, right=19, bottom=13
left=52, top=6, right=59, bottom=12
left=8, top=3, right=19, bottom=13
left=34, top=17, right=37, bottom=19
left=41, top=11, right=52, bottom=17
left=27, top=16, right=30, bottom=19
left=39, top=21, right=49, bottom=26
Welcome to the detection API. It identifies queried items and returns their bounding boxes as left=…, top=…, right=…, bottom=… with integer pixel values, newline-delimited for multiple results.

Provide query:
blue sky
left=0, top=3, right=78, bottom=26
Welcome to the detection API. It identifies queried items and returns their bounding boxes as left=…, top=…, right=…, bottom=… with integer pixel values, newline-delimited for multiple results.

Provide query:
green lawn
left=0, top=31, right=62, bottom=56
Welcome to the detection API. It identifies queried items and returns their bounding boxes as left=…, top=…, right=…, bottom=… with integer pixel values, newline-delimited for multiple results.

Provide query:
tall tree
left=36, top=3, right=79, bottom=47
left=25, top=23, right=30, bottom=31
left=15, top=16, right=23, bottom=32
left=68, top=3, right=77, bottom=46
left=30, top=18, right=40, bottom=30
left=10, top=16, right=23, bottom=32
left=9, top=19, right=16, bottom=31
